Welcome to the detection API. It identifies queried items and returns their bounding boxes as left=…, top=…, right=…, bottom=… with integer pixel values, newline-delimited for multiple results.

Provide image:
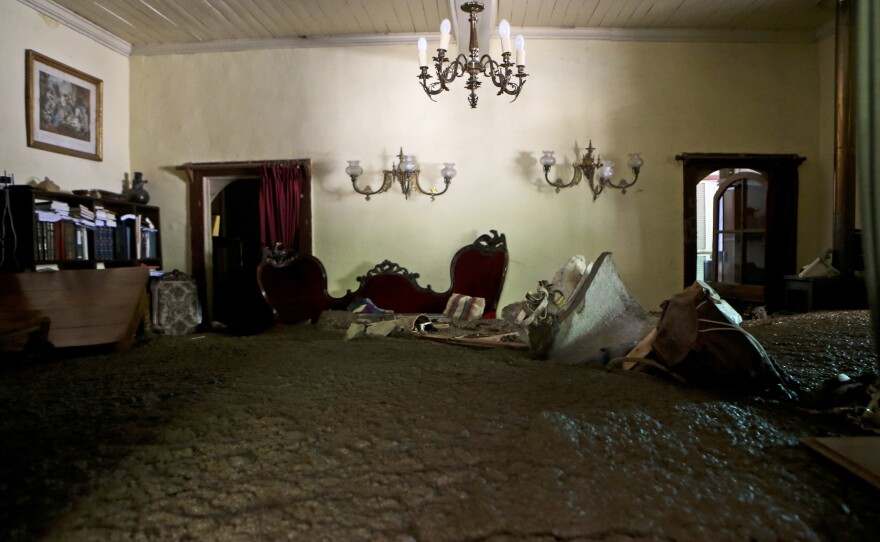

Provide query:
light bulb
left=515, top=35, right=525, bottom=65
left=439, top=19, right=452, bottom=51
left=499, top=19, right=511, bottom=53
left=540, top=151, right=556, bottom=167
left=345, top=160, right=363, bottom=178
left=417, top=37, right=428, bottom=66
left=627, top=153, right=644, bottom=170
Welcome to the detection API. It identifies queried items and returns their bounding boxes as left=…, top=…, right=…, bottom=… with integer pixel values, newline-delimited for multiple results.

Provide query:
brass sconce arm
left=347, top=148, right=457, bottom=201
left=540, top=141, right=644, bottom=200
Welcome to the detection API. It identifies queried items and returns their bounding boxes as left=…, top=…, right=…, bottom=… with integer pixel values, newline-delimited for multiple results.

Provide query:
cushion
left=443, top=293, right=485, bottom=321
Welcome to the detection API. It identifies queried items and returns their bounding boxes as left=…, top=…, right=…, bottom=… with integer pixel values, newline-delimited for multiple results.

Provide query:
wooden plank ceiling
left=42, top=0, right=836, bottom=50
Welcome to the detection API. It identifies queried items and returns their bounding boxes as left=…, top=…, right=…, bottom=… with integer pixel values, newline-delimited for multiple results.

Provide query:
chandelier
left=417, top=1, right=527, bottom=108
left=346, top=148, right=457, bottom=201
left=540, top=141, right=644, bottom=199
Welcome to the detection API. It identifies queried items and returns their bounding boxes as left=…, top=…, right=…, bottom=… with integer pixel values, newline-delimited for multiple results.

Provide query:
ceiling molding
left=21, top=0, right=830, bottom=58
left=524, top=27, right=819, bottom=44
left=18, top=0, right=132, bottom=56
left=132, top=33, right=431, bottom=56
left=132, top=27, right=823, bottom=56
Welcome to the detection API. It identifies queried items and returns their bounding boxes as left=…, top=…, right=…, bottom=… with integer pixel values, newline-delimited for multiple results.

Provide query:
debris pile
left=502, top=252, right=799, bottom=398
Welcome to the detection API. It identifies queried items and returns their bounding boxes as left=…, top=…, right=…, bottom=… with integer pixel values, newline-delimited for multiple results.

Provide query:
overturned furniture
left=617, top=281, right=797, bottom=398
left=504, top=252, right=657, bottom=364
left=0, top=267, right=149, bottom=352
left=257, top=230, right=508, bottom=324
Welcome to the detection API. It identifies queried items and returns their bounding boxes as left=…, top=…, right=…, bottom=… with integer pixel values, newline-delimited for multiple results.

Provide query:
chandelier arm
left=439, top=55, right=469, bottom=84
left=479, top=54, right=517, bottom=96
left=543, top=165, right=583, bottom=193
left=506, top=79, right=526, bottom=102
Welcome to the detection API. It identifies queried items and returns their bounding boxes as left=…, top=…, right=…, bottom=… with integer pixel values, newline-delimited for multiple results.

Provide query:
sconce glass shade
left=599, top=161, right=614, bottom=180
left=540, top=151, right=557, bottom=167
left=627, top=153, right=644, bottom=170
left=346, top=160, right=364, bottom=177
left=402, top=155, right=417, bottom=172
left=441, top=163, right=457, bottom=179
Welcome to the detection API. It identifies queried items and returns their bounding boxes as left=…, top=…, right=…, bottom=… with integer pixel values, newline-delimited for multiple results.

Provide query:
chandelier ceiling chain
left=540, top=141, right=644, bottom=199
left=417, top=1, right=527, bottom=108
left=346, top=148, right=457, bottom=201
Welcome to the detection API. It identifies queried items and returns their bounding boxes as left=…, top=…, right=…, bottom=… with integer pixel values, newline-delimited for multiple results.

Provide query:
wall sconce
left=346, top=148, right=457, bottom=201
left=540, top=141, right=644, bottom=200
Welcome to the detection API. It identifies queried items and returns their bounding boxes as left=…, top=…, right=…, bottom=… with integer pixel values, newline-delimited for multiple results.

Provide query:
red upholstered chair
left=448, top=230, right=508, bottom=318
left=257, top=250, right=352, bottom=324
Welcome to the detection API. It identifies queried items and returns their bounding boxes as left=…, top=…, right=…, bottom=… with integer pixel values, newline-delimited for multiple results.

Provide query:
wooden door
left=678, top=153, right=804, bottom=312
left=710, top=171, right=768, bottom=304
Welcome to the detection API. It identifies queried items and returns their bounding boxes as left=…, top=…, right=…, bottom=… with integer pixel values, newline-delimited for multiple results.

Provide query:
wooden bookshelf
left=0, top=185, right=161, bottom=273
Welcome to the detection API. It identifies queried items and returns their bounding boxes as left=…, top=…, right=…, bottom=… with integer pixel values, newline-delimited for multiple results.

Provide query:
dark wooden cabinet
left=0, top=185, right=161, bottom=273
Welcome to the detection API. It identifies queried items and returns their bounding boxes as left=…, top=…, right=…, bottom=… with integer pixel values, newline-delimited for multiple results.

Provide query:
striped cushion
left=443, top=293, right=485, bottom=321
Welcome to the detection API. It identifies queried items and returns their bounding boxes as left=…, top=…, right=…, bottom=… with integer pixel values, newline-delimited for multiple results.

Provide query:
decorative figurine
left=129, top=171, right=150, bottom=204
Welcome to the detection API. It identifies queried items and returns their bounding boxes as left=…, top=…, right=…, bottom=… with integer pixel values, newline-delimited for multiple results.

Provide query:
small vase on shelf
left=129, top=171, right=150, bottom=204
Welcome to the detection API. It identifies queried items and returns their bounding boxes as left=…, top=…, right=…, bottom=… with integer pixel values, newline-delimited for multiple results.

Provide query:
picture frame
left=25, top=50, right=103, bottom=161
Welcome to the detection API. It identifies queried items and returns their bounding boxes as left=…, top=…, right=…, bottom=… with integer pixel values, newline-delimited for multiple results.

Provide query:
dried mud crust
left=0, top=311, right=877, bottom=541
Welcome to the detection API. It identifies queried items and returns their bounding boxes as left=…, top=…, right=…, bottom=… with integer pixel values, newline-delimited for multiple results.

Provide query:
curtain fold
left=259, top=162, right=303, bottom=249
left=856, top=0, right=880, bottom=355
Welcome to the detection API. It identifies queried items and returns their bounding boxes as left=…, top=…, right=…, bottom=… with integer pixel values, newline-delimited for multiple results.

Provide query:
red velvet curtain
left=259, top=162, right=303, bottom=249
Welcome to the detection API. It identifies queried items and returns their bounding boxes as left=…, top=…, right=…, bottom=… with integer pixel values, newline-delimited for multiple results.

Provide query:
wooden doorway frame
left=179, top=160, right=312, bottom=318
left=677, top=153, right=804, bottom=311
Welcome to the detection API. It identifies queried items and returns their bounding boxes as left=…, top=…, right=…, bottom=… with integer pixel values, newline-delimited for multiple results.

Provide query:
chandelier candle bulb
left=439, top=19, right=452, bottom=51
left=515, top=35, right=525, bottom=66
left=499, top=19, right=511, bottom=53
left=416, top=1, right=528, bottom=108
left=418, top=37, right=428, bottom=66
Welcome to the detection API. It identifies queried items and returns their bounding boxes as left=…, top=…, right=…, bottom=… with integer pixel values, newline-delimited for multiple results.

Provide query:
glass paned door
left=712, top=171, right=768, bottom=287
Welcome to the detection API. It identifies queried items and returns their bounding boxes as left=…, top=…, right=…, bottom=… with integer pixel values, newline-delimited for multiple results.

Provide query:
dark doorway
left=211, top=179, right=274, bottom=334
left=179, top=160, right=312, bottom=330
left=678, top=153, right=804, bottom=312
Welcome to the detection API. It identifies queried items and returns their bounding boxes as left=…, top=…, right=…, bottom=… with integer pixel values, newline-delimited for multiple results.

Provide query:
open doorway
left=180, top=160, right=312, bottom=332
left=678, top=153, right=804, bottom=312
left=210, top=178, right=274, bottom=333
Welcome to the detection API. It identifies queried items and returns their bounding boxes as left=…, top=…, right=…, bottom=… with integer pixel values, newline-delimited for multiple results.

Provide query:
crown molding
left=18, top=0, right=132, bottom=56
left=133, top=27, right=825, bottom=56
left=20, top=0, right=829, bottom=58
left=131, top=33, right=429, bottom=56
left=523, top=26, right=820, bottom=44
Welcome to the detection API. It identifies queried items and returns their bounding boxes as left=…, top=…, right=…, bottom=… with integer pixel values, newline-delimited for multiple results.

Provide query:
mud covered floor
left=1, top=310, right=878, bottom=541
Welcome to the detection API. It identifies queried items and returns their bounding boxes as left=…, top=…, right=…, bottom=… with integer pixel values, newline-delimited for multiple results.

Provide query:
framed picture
left=25, top=50, right=103, bottom=161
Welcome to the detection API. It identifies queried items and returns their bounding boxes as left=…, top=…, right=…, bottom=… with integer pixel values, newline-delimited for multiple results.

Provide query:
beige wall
left=4, top=0, right=835, bottom=313
left=0, top=0, right=129, bottom=193
left=131, top=38, right=827, bottom=311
